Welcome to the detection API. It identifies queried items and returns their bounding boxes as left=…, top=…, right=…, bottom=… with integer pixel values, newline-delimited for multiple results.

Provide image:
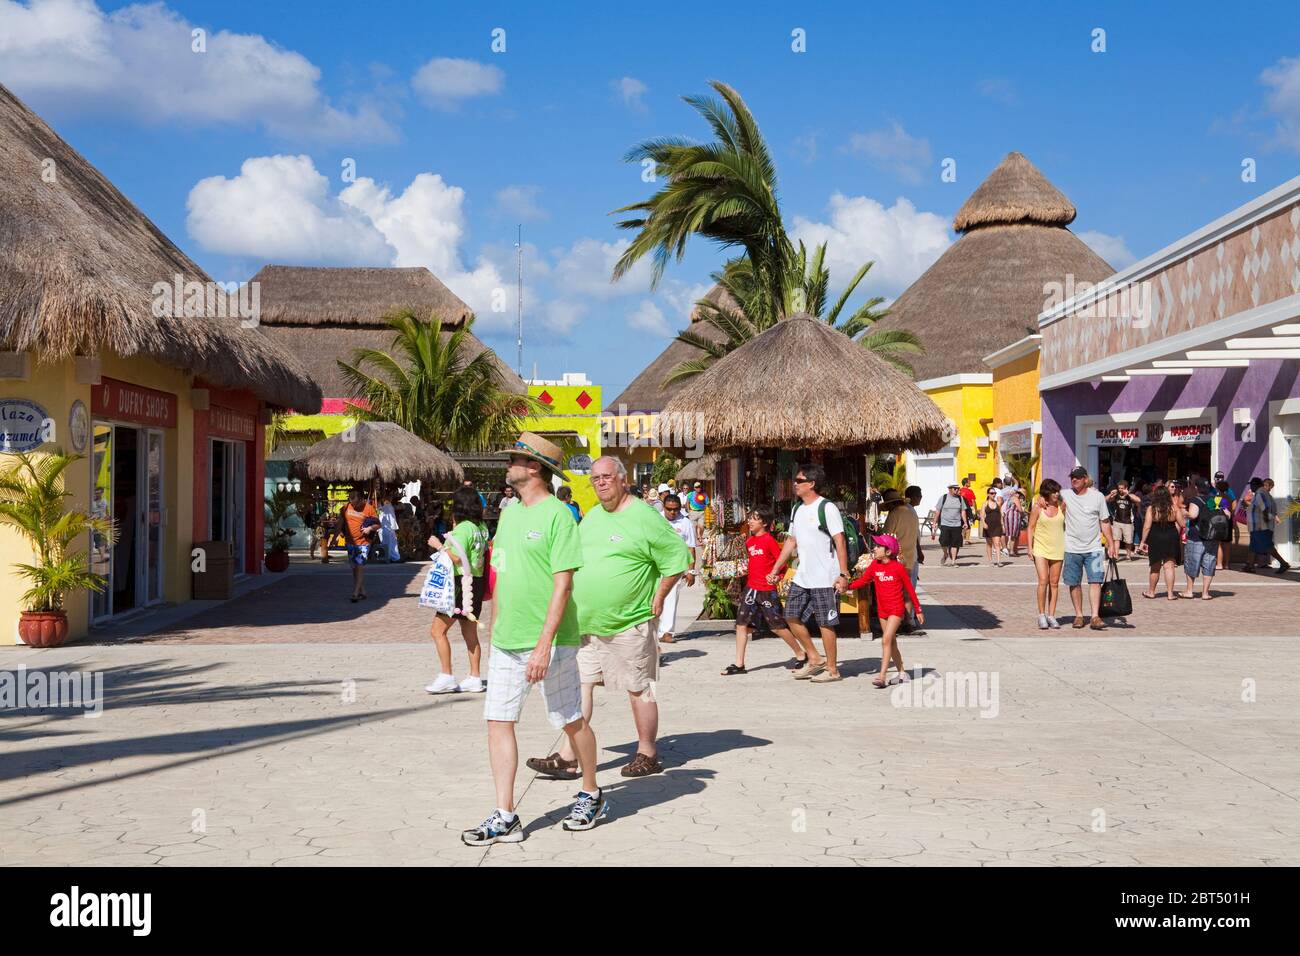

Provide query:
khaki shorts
left=578, top=619, right=658, bottom=698
left=1112, top=522, right=1134, bottom=544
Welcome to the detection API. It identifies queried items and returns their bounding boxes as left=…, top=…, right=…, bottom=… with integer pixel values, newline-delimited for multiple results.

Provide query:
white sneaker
left=1037, top=613, right=1049, bottom=630
left=425, top=673, right=459, bottom=694
left=1047, top=616, right=1062, bottom=629
left=457, top=675, right=486, bottom=693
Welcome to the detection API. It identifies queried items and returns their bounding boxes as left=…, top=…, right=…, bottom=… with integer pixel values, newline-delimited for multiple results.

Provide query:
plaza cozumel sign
left=91, top=378, right=177, bottom=429
left=0, top=399, right=50, bottom=453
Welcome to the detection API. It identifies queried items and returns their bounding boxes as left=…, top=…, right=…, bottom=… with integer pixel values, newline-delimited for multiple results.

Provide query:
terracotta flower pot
left=265, top=549, right=290, bottom=573
left=18, top=610, right=69, bottom=648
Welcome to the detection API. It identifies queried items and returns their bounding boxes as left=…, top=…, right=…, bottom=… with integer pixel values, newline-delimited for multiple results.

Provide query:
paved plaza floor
left=2, top=544, right=1298, bottom=866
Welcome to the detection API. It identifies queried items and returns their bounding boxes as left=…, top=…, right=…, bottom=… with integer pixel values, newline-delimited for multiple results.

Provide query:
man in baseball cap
left=653, top=483, right=672, bottom=514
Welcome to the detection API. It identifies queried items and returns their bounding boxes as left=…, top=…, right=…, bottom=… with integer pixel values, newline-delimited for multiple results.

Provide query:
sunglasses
left=794, top=477, right=812, bottom=484
left=664, top=506, right=681, bottom=513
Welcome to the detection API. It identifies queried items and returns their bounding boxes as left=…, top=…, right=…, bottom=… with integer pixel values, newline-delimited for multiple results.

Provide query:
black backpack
left=1190, top=498, right=1215, bottom=541
left=1207, top=509, right=1233, bottom=542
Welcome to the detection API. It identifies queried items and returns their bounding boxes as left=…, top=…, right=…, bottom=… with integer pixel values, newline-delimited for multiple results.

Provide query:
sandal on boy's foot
left=809, top=670, right=842, bottom=683
left=792, top=660, right=826, bottom=680
left=872, top=677, right=889, bottom=689
left=525, top=752, right=581, bottom=780
left=721, top=664, right=747, bottom=676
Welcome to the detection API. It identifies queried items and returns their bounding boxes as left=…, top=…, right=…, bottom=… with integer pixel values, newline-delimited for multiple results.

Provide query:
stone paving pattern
left=1, top=542, right=1298, bottom=866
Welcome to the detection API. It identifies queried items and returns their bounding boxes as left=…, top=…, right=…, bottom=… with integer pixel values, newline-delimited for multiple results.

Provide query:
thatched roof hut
left=604, top=283, right=734, bottom=413
left=661, top=314, right=950, bottom=452
left=292, top=421, right=463, bottom=484
left=676, top=453, right=718, bottom=483
left=0, top=83, right=321, bottom=412
left=253, top=265, right=525, bottom=399
left=870, top=151, right=1113, bottom=381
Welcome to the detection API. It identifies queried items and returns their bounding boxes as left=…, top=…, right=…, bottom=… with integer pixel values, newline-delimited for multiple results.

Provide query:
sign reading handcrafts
left=91, top=378, right=177, bottom=429
left=209, top=405, right=257, bottom=442
left=0, top=399, right=49, bottom=453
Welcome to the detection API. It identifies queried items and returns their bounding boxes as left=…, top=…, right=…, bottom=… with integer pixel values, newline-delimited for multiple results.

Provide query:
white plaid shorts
left=484, top=643, right=583, bottom=728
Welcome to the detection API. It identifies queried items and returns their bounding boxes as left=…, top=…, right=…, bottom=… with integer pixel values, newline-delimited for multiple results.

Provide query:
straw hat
left=879, top=488, right=907, bottom=510
left=510, top=431, right=566, bottom=477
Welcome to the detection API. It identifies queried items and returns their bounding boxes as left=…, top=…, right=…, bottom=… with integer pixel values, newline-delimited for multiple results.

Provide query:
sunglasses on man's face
left=795, top=477, right=811, bottom=484
left=664, top=506, right=681, bottom=514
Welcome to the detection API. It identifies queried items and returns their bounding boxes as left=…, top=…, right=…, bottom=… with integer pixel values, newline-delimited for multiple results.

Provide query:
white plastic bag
left=419, top=551, right=456, bottom=614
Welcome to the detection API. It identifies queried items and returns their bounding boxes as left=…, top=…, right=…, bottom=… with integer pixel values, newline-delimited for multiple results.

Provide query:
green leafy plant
left=1005, top=453, right=1040, bottom=494
left=264, top=489, right=297, bottom=553
left=871, top=457, right=910, bottom=494
left=0, top=450, right=115, bottom=612
left=652, top=453, right=682, bottom=488
left=700, top=577, right=736, bottom=620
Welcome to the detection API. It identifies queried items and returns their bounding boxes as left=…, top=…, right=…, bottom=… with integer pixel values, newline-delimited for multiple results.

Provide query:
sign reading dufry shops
left=0, top=399, right=50, bottom=453
left=91, top=378, right=177, bottom=429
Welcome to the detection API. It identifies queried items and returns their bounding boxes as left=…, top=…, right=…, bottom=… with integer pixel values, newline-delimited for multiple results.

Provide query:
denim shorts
left=1183, top=540, right=1216, bottom=579
left=1062, top=550, right=1105, bottom=586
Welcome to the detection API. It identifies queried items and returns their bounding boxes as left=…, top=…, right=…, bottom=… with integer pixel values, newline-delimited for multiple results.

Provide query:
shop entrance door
left=91, top=423, right=165, bottom=621
left=209, top=438, right=247, bottom=574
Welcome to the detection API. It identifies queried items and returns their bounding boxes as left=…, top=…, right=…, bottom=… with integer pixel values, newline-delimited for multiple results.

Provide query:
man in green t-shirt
left=526, top=455, right=689, bottom=782
left=462, top=433, right=603, bottom=846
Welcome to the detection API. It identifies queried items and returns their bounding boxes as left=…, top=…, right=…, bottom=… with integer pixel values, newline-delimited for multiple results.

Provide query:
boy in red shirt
left=724, top=508, right=804, bottom=675
left=846, top=533, right=924, bottom=688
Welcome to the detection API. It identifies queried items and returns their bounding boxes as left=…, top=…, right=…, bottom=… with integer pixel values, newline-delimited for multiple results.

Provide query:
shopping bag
left=418, top=552, right=456, bottom=614
left=1099, top=558, right=1132, bottom=618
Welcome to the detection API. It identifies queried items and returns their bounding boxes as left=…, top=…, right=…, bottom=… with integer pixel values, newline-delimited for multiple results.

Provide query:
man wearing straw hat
left=526, top=455, right=690, bottom=781
left=462, top=432, right=603, bottom=845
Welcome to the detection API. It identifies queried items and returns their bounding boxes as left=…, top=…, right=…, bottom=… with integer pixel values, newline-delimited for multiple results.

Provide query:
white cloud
left=493, top=185, right=547, bottom=221
left=659, top=279, right=715, bottom=319
left=977, top=78, right=1017, bottom=106
left=1078, top=230, right=1137, bottom=269
left=539, top=299, right=588, bottom=336
left=626, top=300, right=673, bottom=338
left=1261, top=55, right=1300, bottom=152
left=0, top=0, right=395, bottom=141
left=186, top=155, right=512, bottom=328
left=847, top=121, right=933, bottom=184
left=613, top=76, right=648, bottom=112
left=791, top=193, right=952, bottom=298
left=411, top=57, right=503, bottom=110
left=551, top=237, right=654, bottom=298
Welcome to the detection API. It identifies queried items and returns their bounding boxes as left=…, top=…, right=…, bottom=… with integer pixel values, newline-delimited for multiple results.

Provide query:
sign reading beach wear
left=1091, top=421, right=1212, bottom=447
left=0, top=399, right=49, bottom=453
left=91, top=378, right=177, bottom=429
left=209, top=405, right=256, bottom=442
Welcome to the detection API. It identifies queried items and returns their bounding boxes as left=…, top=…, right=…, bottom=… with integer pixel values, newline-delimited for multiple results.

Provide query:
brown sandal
left=525, top=752, right=580, bottom=780
left=620, top=752, right=664, bottom=777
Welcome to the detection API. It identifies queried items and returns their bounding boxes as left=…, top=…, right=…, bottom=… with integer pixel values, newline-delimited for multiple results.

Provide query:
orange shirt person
left=339, top=489, right=379, bottom=603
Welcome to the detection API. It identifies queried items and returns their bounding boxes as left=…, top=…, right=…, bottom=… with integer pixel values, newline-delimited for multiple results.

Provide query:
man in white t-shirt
left=1062, top=466, right=1118, bottom=631
left=657, top=494, right=699, bottom=644
left=767, top=464, right=849, bottom=683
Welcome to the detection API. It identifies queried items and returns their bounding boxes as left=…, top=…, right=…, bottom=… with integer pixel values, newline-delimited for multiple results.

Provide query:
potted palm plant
left=0, top=450, right=114, bottom=647
left=264, top=488, right=296, bottom=572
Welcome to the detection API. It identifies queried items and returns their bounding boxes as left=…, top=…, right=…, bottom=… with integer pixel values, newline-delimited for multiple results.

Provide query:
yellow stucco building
left=984, top=335, right=1043, bottom=488
left=527, top=382, right=602, bottom=514
left=906, top=374, right=996, bottom=511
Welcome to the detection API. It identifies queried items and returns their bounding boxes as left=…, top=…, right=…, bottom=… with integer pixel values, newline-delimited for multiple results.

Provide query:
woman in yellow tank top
left=1028, top=479, right=1066, bottom=629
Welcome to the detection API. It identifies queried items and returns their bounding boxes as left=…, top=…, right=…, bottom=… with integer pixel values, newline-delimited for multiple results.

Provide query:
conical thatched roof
left=605, top=283, right=735, bottom=414
left=0, top=83, right=321, bottom=412
left=870, top=152, right=1113, bottom=381
left=661, top=315, right=950, bottom=452
left=253, top=265, right=525, bottom=398
left=292, top=421, right=463, bottom=484
left=952, top=151, right=1076, bottom=232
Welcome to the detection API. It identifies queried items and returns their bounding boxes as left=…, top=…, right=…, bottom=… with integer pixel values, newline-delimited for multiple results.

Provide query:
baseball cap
left=874, top=533, right=900, bottom=557
left=1214, top=471, right=1226, bottom=480
left=1069, top=466, right=1089, bottom=479
left=657, top=483, right=671, bottom=494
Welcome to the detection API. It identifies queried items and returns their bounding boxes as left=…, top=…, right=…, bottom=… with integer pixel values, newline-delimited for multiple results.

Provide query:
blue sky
left=4, top=0, right=1300, bottom=399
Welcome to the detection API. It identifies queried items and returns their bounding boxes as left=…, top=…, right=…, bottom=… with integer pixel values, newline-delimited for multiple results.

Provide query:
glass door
left=144, top=429, right=164, bottom=604
left=91, top=423, right=114, bottom=621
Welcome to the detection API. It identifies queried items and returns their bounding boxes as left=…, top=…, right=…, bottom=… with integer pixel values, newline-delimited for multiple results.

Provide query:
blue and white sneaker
left=461, top=809, right=523, bottom=846
left=561, top=789, right=606, bottom=831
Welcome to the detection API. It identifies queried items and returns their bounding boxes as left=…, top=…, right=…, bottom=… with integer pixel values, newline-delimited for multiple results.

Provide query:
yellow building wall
left=1, top=354, right=195, bottom=646
left=923, top=382, right=997, bottom=492
left=989, top=352, right=1042, bottom=487
left=599, top=411, right=661, bottom=483
left=527, top=385, right=602, bottom=514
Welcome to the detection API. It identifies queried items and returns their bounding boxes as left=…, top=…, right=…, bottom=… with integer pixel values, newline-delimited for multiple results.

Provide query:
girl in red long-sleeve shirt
left=847, top=534, right=923, bottom=688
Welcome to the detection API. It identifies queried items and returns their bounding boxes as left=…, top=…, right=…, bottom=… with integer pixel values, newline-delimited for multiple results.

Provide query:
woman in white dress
left=379, top=497, right=401, bottom=562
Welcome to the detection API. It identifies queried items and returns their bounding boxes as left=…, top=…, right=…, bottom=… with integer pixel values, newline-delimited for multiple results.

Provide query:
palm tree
left=612, top=80, right=794, bottom=322
left=337, top=309, right=542, bottom=453
left=666, top=242, right=924, bottom=383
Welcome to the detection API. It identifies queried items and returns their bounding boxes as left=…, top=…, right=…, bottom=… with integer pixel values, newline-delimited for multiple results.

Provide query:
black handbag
left=1099, top=558, right=1132, bottom=618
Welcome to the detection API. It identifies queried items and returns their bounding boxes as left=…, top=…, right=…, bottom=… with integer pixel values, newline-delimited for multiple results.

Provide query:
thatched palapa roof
left=871, top=151, right=1113, bottom=381
left=293, top=421, right=463, bottom=484
left=253, top=265, right=525, bottom=399
left=676, top=453, right=718, bottom=482
left=604, top=283, right=735, bottom=414
left=661, top=315, right=950, bottom=452
left=0, top=83, right=321, bottom=412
